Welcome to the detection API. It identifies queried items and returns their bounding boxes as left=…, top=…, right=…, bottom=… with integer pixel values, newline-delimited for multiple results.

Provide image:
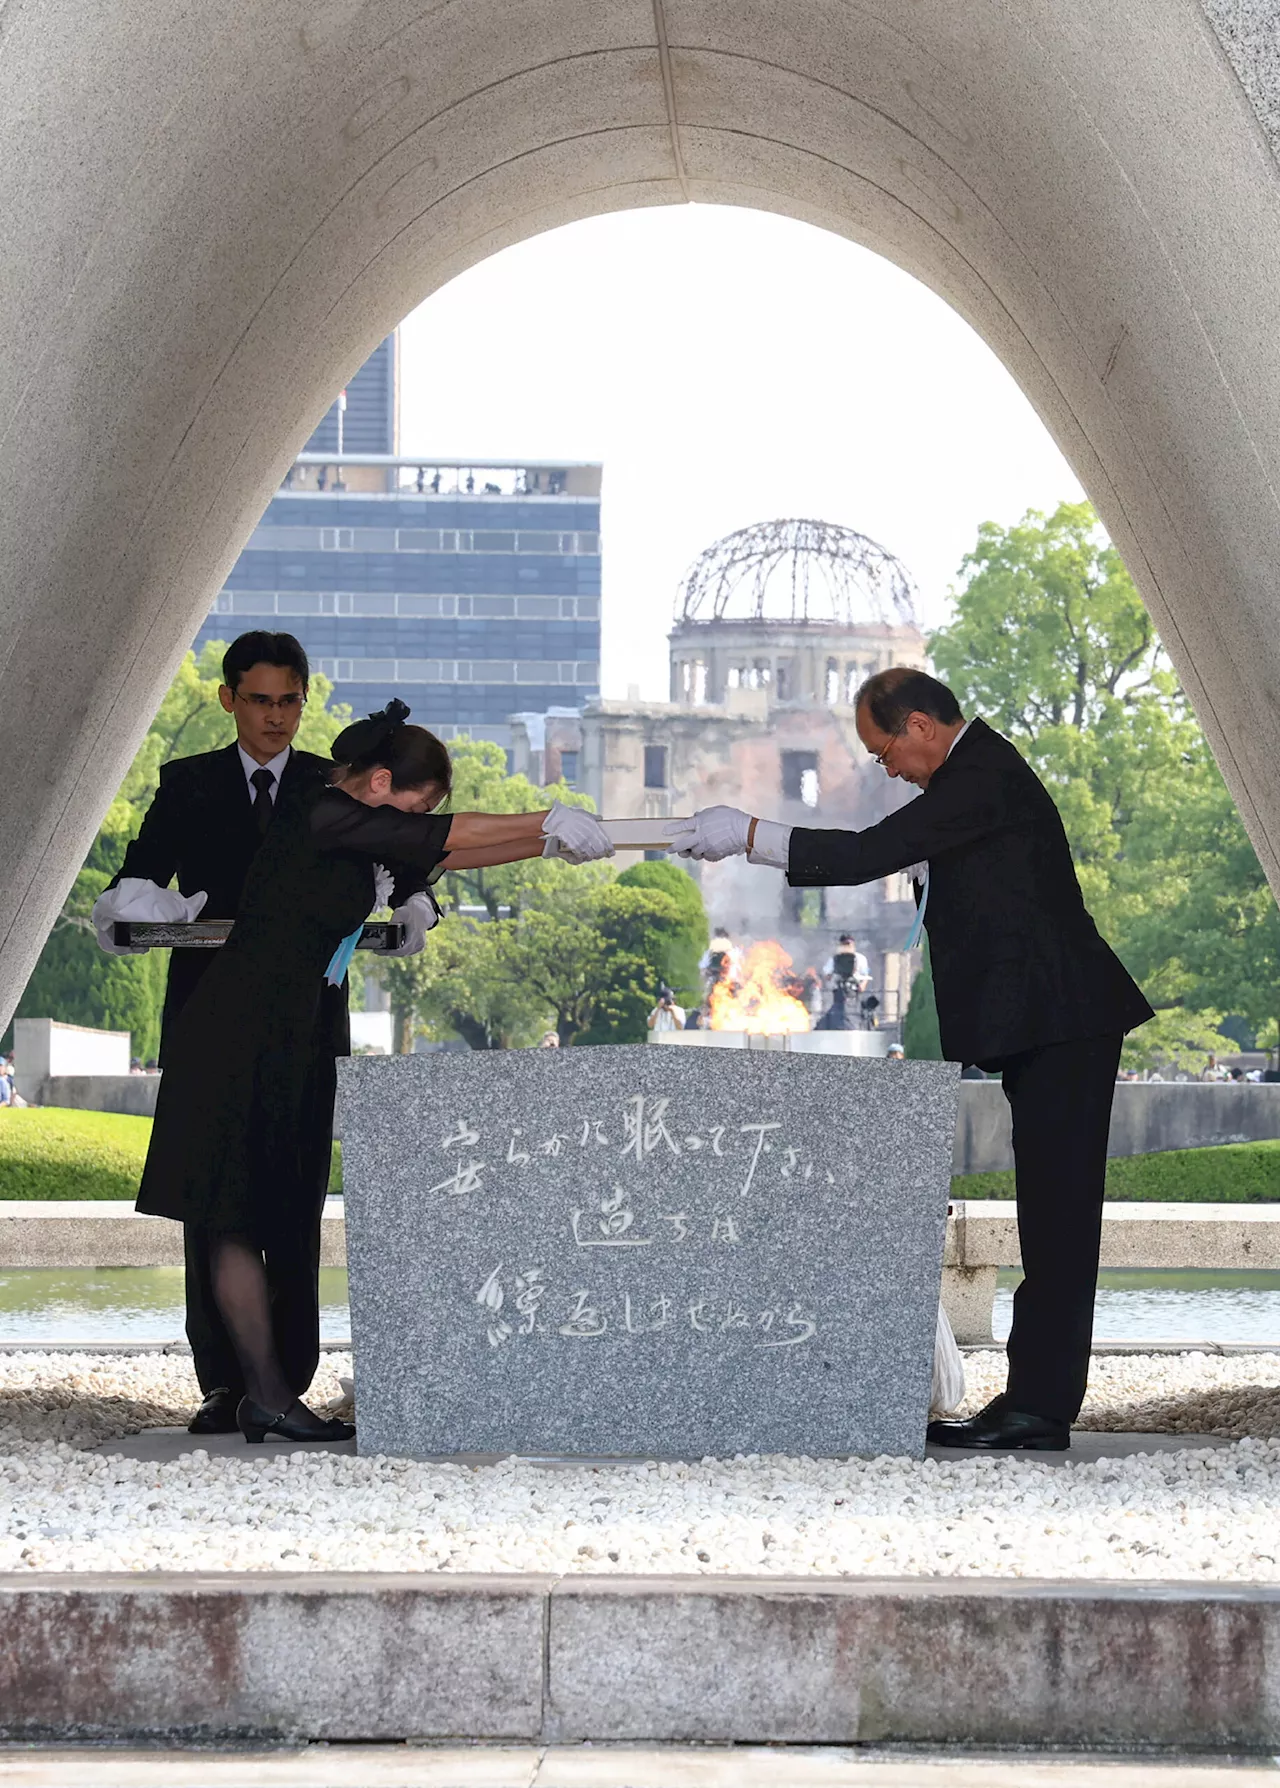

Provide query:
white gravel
left=0, top=1350, right=1277, bottom=1581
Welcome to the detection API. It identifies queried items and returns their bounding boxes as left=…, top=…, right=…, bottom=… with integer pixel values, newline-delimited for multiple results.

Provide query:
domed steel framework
left=677, top=519, right=918, bottom=629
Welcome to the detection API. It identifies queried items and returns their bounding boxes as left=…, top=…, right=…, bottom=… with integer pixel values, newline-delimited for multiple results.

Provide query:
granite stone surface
left=338, top=1048, right=957, bottom=1460
left=1199, top=0, right=1280, bottom=164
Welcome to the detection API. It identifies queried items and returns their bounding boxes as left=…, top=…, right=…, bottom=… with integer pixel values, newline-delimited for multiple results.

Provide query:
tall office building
left=194, top=333, right=602, bottom=745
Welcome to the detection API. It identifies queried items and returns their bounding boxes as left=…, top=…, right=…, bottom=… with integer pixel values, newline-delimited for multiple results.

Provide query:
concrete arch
left=4, top=0, right=1280, bottom=1025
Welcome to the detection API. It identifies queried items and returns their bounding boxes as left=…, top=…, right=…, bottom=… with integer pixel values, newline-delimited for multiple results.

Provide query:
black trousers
left=999, top=1032, right=1124, bottom=1424
left=184, top=1053, right=336, bottom=1398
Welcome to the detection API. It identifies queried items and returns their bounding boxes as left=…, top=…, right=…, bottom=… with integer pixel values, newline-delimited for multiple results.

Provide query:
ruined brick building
left=511, top=520, right=930, bottom=1028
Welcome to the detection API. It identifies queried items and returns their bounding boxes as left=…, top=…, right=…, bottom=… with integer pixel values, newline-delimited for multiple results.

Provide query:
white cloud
left=399, top=205, right=1084, bottom=700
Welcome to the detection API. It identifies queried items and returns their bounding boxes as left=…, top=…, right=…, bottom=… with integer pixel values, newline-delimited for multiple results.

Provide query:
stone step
left=0, top=1573, right=1278, bottom=1750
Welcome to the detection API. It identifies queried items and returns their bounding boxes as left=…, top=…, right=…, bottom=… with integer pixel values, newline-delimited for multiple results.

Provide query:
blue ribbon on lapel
left=904, top=867, right=929, bottom=952
left=324, top=925, right=362, bottom=987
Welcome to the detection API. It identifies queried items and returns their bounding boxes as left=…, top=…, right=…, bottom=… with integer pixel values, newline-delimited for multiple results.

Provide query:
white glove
left=383, top=889, right=440, bottom=956
left=541, top=800, right=615, bottom=865
left=91, top=878, right=208, bottom=955
left=372, top=863, right=395, bottom=908
left=667, top=806, right=753, bottom=862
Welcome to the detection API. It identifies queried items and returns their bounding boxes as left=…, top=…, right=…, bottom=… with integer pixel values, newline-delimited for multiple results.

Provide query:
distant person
left=817, top=933, right=872, bottom=1030
left=821, top=934, right=870, bottom=993
left=539, top=1030, right=561, bottom=1049
left=670, top=665, right=1152, bottom=1453
left=699, top=927, right=742, bottom=995
left=886, top=1043, right=905, bottom=1060
left=0, top=1055, right=24, bottom=1107
left=684, top=1006, right=704, bottom=1031
left=647, top=987, right=686, bottom=1033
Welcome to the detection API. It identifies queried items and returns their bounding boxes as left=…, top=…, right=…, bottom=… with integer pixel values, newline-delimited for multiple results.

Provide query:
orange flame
left=708, top=940, right=812, bottom=1035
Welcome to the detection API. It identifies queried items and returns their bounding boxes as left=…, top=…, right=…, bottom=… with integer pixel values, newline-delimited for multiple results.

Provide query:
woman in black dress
left=137, top=701, right=611, bottom=1443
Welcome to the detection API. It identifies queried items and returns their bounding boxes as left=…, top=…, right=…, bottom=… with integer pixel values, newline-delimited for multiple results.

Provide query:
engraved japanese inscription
left=338, top=1046, right=958, bottom=1460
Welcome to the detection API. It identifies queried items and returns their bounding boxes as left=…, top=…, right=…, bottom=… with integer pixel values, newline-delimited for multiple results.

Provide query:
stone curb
left=0, top=1575, right=1278, bottom=1749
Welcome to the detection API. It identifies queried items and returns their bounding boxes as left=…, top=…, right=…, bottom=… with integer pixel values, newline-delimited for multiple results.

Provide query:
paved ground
left=0, top=1750, right=1275, bottom=1786
left=95, top=1425, right=1231, bottom=1467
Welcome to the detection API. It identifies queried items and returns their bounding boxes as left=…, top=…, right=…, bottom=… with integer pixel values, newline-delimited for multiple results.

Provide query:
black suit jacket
left=787, top=718, right=1153, bottom=1067
left=112, top=745, right=353, bottom=1064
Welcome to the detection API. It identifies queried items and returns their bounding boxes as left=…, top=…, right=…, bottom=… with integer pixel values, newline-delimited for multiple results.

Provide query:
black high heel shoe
left=236, top=1396, right=355, bottom=1445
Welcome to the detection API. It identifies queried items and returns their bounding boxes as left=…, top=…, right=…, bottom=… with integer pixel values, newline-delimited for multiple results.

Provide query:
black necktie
left=251, top=767, right=276, bottom=837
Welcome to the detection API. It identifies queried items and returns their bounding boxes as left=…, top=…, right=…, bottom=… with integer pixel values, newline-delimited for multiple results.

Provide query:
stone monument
left=338, top=1046, right=957, bottom=1460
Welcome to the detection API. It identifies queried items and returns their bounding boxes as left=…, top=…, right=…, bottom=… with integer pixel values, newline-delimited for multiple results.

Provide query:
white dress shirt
left=237, top=742, right=292, bottom=802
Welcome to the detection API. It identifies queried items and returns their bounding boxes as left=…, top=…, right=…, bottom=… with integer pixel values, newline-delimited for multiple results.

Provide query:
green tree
left=901, top=944, right=942, bottom=1061
left=431, top=738, right=595, bottom=921
left=385, top=917, right=544, bottom=1053
left=615, top=860, right=709, bottom=1006
left=504, top=878, right=686, bottom=1047
left=930, top=501, right=1280, bottom=1046
left=382, top=865, right=697, bottom=1052
left=11, top=643, right=351, bottom=1051
left=11, top=869, right=169, bottom=1061
left=1120, top=1008, right=1231, bottom=1076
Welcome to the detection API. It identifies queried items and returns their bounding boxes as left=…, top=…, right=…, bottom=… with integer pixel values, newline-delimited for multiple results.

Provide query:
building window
left=559, top=750, right=579, bottom=785
left=825, top=658, right=839, bottom=704
left=644, top=745, right=668, bottom=789
left=782, top=750, right=820, bottom=808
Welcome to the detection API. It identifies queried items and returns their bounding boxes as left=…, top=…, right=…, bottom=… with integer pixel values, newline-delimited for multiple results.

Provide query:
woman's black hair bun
left=331, top=697, right=412, bottom=765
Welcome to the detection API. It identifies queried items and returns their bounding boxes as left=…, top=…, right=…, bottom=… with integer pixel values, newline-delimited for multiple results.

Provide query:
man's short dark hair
left=222, top=630, right=310, bottom=693
left=856, top=666, right=962, bottom=733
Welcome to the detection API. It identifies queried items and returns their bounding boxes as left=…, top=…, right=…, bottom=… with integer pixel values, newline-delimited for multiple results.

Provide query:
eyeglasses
left=871, top=723, right=906, bottom=768
left=236, top=691, right=307, bottom=711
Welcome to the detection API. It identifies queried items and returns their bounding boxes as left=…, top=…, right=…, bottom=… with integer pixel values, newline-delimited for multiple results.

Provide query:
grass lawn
left=0, top=1108, right=344, bottom=1200
left=2, top=1107, right=1277, bottom=1204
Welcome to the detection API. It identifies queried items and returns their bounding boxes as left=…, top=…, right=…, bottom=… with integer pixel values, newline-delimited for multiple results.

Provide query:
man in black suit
left=92, top=631, right=435, bottom=1434
left=670, top=667, right=1152, bottom=1451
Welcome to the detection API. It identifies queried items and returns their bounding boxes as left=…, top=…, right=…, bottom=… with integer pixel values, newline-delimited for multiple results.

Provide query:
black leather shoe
left=188, top=1387, right=241, bottom=1435
left=237, top=1396, right=355, bottom=1445
left=927, top=1394, right=1069, bottom=1451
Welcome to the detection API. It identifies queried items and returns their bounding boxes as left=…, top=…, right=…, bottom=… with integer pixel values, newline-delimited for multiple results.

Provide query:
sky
left=398, top=206, right=1084, bottom=703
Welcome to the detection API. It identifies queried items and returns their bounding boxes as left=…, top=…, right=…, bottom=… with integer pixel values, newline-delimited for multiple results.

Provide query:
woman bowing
left=136, top=700, right=611, bottom=1444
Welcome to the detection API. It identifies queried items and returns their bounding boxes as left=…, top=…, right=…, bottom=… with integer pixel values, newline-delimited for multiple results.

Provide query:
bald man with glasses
left=669, top=666, right=1152, bottom=1453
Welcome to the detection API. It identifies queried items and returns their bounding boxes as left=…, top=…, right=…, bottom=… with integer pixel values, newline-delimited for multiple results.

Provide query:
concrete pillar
left=4, top=2, right=1280, bottom=1027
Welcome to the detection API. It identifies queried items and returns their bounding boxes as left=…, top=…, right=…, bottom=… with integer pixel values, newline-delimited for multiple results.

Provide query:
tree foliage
left=928, top=501, right=1278, bottom=1056
left=382, top=864, right=706, bottom=1052
left=615, top=860, right=709, bottom=1006
left=901, top=943, right=942, bottom=1061
left=379, top=745, right=711, bottom=1052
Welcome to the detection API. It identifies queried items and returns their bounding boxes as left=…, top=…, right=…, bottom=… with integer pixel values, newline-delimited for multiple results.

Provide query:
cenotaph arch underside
left=3, top=0, right=1280, bottom=1026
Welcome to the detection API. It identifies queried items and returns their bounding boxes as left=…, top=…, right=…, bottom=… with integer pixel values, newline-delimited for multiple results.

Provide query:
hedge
left=954, top=1137, right=1280, bottom=1203
left=2, top=1107, right=1277, bottom=1204
left=0, top=1108, right=343, bottom=1201
left=0, top=1108, right=153, bottom=1201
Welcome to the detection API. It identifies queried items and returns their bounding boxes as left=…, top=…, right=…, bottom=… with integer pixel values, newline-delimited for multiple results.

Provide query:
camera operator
left=647, top=985, right=687, bottom=1033
left=816, top=934, right=876, bottom=1030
